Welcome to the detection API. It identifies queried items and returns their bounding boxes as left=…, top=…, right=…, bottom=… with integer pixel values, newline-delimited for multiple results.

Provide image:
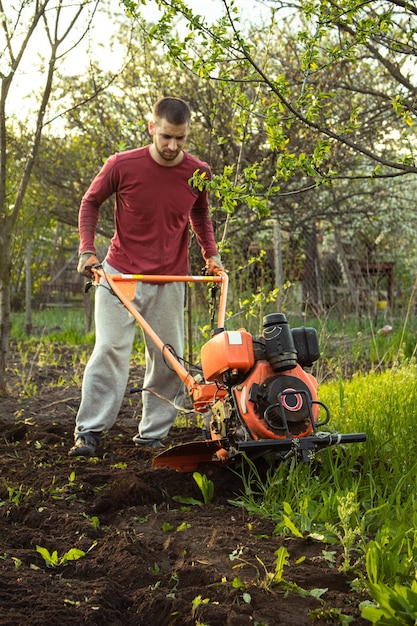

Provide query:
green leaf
left=232, top=577, right=244, bottom=590
left=309, top=588, right=328, bottom=599
left=172, top=495, right=203, bottom=507
left=61, top=548, right=85, bottom=564
left=273, top=546, right=290, bottom=583
left=36, top=545, right=59, bottom=567
left=192, top=471, right=214, bottom=504
left=282, top=514, right=303, bottom=538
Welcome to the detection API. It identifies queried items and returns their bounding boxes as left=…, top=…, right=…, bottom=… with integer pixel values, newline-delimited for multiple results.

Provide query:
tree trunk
left=25, top=241, right=33, bottom=335
left=0, top=219, right=12, bottom=394
left=302, top=226, right=324, bottom=314
left=273, top=220, right=283, bottom=310
left=0, top=1, right=100, bottom=390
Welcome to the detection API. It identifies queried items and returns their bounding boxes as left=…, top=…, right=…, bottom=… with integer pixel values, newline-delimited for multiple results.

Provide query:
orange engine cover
left=233, top=361, right=319, bottom=439
left=201, top=329, right=255, bottom=382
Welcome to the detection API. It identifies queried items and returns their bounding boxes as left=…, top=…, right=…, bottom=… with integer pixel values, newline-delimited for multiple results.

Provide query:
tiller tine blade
left=152, top=439, right=228, bottom=473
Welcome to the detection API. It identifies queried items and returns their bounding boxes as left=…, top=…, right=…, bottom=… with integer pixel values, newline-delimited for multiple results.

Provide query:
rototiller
left=89, top=266, right=366, bottom=472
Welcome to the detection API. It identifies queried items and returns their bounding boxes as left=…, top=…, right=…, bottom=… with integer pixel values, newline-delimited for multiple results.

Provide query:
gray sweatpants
left=74, top=261, right=185, bottom=441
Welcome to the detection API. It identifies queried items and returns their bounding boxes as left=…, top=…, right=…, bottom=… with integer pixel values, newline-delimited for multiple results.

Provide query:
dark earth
left=0, top=342, right=370, bottom=625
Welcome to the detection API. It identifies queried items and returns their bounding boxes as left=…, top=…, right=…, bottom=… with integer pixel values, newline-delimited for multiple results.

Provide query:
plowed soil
left=0, top=342, right=369, bottom=625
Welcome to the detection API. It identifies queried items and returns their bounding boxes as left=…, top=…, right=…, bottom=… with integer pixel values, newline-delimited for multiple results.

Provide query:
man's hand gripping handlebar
left=77, top=253, right=100, bottom=278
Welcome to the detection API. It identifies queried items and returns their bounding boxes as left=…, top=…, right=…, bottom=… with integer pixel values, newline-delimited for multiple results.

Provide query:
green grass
left=12, top=308, right=94, bottom=344
left=320, top=365, right=417, bottom=469
left=231, top=363, right=417, bottom=621
left=13, top=301, right=417, bottom=365
left=11, top=308, right=147, bottom=357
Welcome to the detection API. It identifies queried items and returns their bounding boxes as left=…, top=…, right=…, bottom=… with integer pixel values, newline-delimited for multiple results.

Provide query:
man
left=69, top=96, right=223, bottom=457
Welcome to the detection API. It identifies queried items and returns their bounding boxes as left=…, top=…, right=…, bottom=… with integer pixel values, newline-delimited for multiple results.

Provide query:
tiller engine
left=89, top=266, right=366, bottom=472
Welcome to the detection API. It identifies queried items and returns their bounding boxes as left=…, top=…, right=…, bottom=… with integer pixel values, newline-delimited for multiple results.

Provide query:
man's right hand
left=77, top=252, right=100, bottom=278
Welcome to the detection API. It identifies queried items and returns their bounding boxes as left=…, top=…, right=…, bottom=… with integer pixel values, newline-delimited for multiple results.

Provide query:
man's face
left=149, top=118, right=189, bottom=164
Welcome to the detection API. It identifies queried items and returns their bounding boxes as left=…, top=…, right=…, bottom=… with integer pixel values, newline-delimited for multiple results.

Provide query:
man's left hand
left=206, top=254, right=224, bottom=275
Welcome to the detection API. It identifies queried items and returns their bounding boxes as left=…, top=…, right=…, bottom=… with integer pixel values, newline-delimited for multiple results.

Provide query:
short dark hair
left=153, top=97, right=191, bottom=126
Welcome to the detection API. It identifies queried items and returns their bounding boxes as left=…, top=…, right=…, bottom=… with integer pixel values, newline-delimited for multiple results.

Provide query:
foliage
left=361, top=580, right=417, bottom=625
left=319, top=364, right=417, bottom=469
left=124, top=0, right=417, bottom=177
left=192, top=471, right=214, bottom=504
left=171, top=472, right=214, bottom=507
left=365, top=523, right=417, bottom=588
left=115, top=0, right=417, bottom=326
left=36, top=545, right=86, bottom=568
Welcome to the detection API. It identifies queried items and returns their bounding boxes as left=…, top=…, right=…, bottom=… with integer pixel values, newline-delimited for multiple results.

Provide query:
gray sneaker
left=68, top=433, right=100, bottom=457
left=133, top=437, right=164, bottom=449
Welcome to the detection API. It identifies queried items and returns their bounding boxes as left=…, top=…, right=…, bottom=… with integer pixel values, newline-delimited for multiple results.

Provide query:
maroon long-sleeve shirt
left=79, top=145, right=219, bottom=274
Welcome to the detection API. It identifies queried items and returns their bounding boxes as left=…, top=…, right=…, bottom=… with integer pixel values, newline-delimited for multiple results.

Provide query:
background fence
left=36, top=226, right=406, bottom=336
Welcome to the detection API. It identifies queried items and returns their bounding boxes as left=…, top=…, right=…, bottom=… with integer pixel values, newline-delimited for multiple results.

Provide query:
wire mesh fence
left=226, top=225, right=404, bottom=331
